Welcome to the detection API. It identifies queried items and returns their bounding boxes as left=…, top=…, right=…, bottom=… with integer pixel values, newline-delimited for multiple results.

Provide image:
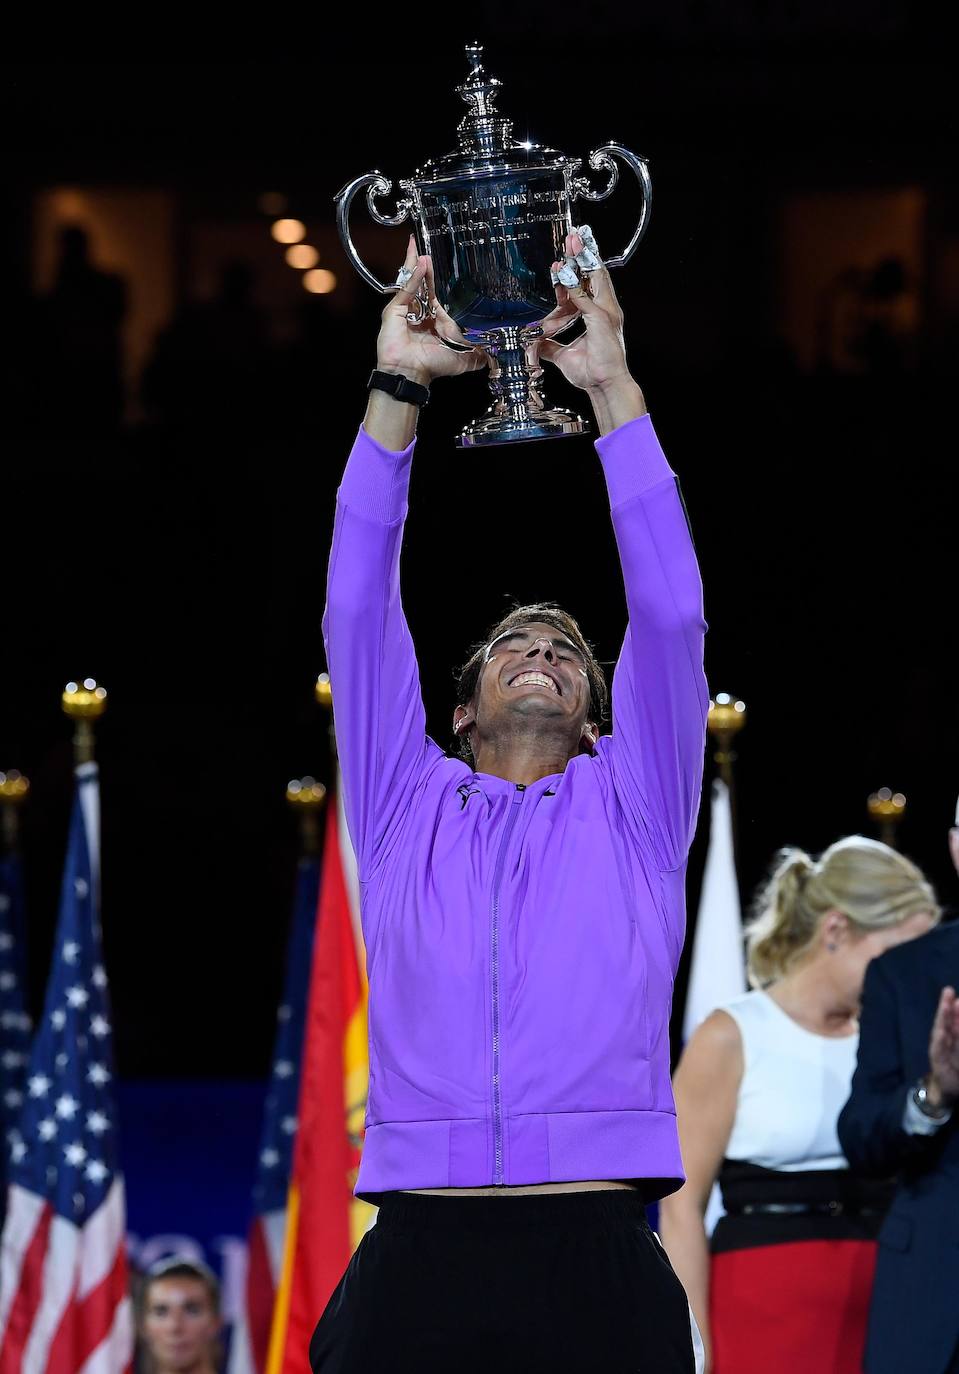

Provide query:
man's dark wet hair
left=454, top=603, right=609, bottom=761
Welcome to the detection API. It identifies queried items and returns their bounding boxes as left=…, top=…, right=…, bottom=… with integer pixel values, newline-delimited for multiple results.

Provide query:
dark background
left=3, top=12, right=956, bottom=1077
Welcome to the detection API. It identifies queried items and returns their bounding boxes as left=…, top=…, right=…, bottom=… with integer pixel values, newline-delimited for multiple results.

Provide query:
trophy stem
left=457, top=327, right=589, bottom=448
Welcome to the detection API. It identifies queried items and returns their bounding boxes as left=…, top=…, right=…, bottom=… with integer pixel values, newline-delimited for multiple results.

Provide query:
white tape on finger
left=573, top=224, right=602, bottom=272
left=552, top=258, right=580, bottom=288
left=394, top=266, right=414, bottom=287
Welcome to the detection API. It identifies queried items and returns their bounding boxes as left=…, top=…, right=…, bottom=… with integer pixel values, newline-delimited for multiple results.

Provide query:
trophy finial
left=456, top=42, right=513, bottom=155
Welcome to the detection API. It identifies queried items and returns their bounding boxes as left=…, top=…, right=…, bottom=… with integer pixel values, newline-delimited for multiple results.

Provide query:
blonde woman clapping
left=659, top=837, right=938, bottom=1374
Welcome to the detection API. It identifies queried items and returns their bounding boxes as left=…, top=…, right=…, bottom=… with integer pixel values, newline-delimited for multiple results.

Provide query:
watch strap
left=368, top=369, right=430, bottom=407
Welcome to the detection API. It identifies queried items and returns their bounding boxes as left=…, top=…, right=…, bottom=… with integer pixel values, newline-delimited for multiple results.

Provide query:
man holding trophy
left=313, top=225, right=707, bottom=1370
left=314, top=45, right=707, bottom=1372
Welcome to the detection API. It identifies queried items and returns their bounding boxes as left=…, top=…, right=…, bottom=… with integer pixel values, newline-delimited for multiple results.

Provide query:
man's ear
left=582, top=721, right=599, bottom=750
left=453, top=705, right=472, bottom=736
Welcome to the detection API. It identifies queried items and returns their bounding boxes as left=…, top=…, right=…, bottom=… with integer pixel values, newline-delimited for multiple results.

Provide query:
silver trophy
left=335, top=43, right=652, bottom=446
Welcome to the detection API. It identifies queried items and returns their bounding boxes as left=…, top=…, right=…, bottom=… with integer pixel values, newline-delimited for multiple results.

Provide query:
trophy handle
left=570, top=144, right=652, bottom=269
left=334, top=170, right=422, bottom=299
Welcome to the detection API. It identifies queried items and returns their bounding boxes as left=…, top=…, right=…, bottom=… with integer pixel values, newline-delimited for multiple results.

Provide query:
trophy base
left=457, top=408, right=589, bottom=448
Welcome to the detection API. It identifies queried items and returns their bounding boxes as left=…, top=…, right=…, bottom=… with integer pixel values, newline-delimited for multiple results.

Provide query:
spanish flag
left=267, top=786, right=374, bottom=1374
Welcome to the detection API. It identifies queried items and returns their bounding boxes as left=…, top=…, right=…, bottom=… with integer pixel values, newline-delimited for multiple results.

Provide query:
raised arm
left=323, top=242, right=485, bottom=886
left=539, top=236, right=709, bottom=888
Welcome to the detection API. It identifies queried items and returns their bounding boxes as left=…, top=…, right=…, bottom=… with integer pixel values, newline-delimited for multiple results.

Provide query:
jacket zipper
left=490, top=783, right=525, bottom=1186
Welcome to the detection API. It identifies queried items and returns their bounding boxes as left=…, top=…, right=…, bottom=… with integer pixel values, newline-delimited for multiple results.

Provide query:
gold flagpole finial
left=315, top=673, right=333, bottom=710
left=707, top=693, right=746, bottom=787
left=867, top=787, right=906, bottom=848
left=287, top=775, right=327, bottom=856
left=62, top=679, right=108, bottom=765
left=0, top=770, right=30, bottom=851
left=315, top=672, right=337, bottom=758
left=0, top=770, right=30, bottom=803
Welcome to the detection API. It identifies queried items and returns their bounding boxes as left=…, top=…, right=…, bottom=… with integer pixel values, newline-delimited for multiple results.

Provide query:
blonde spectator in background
left=138, top=1257, right=223, bottom=1374
left=659, top=837, right=938, bottom=1374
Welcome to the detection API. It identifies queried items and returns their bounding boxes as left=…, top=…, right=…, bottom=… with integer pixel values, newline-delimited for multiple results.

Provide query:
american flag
left=1, top=848, right=33, bottom=1204
left=0, top=762, right=132, bottom=1374
left=227, top=855, right=320, bottom=1374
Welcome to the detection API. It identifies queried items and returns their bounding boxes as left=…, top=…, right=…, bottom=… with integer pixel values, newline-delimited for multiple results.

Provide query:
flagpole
left=61, top=678, right=108, bottom=765
left=867, top=787, right=906, bottom=848
left=315, top=672, right=335, bottom=759
left=286, top=777, right=327, bottom=857
left=707, top=693, right=747, bottom=856
left=0, top=770, right=29, bottom=853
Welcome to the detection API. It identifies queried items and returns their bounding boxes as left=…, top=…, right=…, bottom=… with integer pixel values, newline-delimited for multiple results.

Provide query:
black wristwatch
left=367, top=369, right=430, bottom=408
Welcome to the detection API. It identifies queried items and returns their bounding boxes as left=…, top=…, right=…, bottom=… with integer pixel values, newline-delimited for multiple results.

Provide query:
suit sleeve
left=595, top=415, right=709, bottom=880
left=838, top=956, right=946, bottom=1176
left=322, top=426, right=439, bottom=891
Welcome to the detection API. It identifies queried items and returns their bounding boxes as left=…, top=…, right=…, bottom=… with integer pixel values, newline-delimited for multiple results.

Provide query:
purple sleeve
left=595, top=414, right=709, bottom=874
left=322, top=425, right=438, bottom=885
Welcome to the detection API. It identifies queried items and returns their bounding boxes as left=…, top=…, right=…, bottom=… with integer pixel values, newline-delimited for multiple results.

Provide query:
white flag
left=683, top=778, right=746, bottom=1041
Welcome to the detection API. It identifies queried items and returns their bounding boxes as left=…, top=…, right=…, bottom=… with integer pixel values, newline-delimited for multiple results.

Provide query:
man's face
left=462, top=621, right=595, bottom=751
left=141, top=1277, right=220, bottom=1374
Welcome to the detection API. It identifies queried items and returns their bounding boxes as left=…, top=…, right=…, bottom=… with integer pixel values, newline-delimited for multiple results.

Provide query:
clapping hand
left=928, top=986, right=959, bottom=1108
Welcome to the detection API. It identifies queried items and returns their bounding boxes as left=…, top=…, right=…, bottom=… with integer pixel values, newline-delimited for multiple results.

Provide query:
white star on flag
left=74, top=878, right=89, bottom=898
left=63, top=1142, right=87, bottom=1167
left=4, top=1089, right=23, bottom=1109
left=90, top=1014, right=111, bottom=1037
left=0, top=929, right=12, bottom=946
left=50, top=1008, right=67, bottom=1030
left=275, top=1060, right=294, bottom=1078
left=92, top=965, right=107, bottom=988
left=10, top=1137, right=27, bottom=1163
left=0, top=972, right=17, bottom=990
left=85, top=1159, right=108, bottom=1184
left=62, top=941, right=81, bottom=964
left=87, top=1063, right=110, bottom=1086
left=281, top=1116, right=298, bottom=1135
left=66, top=985, right=89, bottom=1009
left=37, top=1118, right=58, bottom=1141
left=28, top=1074, right=52, bottom=1098
left=55, top=1094, right=79, bottom=1120
left=261, top=1148, right=280, bottom=1167
left=2, top=1051, right=25, bottom=1070
left=86, top=1110, right=109, bottom=1135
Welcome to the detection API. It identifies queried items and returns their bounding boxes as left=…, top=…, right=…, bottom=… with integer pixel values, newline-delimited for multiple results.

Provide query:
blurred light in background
left=303, top=268, right=336, bottom=294
left=258, top=191, right=288, bottom=216
left=285, top=244, right=319, bottom=270
left=271, top=218, right=306, bottom=244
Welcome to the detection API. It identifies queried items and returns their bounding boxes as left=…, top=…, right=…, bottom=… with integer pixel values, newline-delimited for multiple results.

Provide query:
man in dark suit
left=839, top=802, right=959, bottom=1374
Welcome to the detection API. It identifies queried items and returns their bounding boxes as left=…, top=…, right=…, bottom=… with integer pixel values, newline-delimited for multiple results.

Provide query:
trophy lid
left=414, top=43, right=570, bottom=182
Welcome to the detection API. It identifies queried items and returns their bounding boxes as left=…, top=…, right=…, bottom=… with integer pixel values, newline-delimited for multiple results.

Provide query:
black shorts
left=309, top=1189, right=697, bottom=1373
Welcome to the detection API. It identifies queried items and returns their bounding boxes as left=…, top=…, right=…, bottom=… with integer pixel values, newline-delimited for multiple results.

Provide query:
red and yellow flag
left=267, top=791, right=374, bottom=1374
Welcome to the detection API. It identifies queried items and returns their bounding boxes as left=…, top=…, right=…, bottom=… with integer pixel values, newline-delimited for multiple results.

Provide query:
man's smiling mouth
left=508, top=671, right=561, bottom=695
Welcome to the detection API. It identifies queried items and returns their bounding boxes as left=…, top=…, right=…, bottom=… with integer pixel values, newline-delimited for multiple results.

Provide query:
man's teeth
left=510, top=672, right=558, bottom=693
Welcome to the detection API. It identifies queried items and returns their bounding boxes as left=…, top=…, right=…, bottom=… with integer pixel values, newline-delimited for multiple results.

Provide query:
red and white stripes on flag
left=0, top=763, right=132, bottom=1374
left=0, top=1180, right=132, bottom=1374
left=227, top=1211, right=286, bottom=1374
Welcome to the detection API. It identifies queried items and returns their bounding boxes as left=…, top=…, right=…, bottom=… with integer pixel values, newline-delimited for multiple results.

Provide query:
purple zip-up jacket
left=323, top=413, right=708, bottom=1200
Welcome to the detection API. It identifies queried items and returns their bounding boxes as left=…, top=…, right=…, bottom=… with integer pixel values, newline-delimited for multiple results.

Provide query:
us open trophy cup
left=335, top=42, right=652, bottom=446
